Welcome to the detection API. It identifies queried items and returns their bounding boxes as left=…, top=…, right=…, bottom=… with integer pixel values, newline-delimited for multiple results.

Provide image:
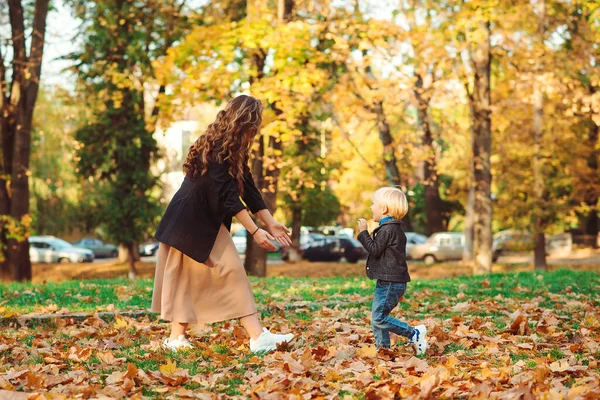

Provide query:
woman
left=151, top=95, right=294, bottom=353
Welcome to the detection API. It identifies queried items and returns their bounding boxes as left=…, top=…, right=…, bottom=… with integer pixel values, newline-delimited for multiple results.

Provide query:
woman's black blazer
left=154, top=159, right=267, bottom=263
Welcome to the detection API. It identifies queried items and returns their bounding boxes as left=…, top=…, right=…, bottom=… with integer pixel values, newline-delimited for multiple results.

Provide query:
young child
left=357, top=187, right=427, bottom=355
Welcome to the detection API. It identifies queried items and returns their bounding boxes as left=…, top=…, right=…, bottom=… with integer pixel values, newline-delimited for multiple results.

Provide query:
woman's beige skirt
left=151, top=224, right=258, bottom=324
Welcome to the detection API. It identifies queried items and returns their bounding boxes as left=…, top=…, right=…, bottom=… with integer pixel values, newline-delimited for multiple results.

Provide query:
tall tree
left=325, top=6, right=414, bottom=228
left=156, top=0, right=329, bottom=275
left=0, top=0, right=50, bottom=281
left=399, top=0, right=454, bottom=235
left=70, top=0, right=189, bottom=278
left=532, top=0, right=547, bottom=270
left=242, top=0, right=285, bottom=276
left=563, top=2, right=600, bottom=247
left=30, top=87, right=83, bottom=237
left=413, top=73, right=445, bottom=235
left=464, top=5, right=493, bottom=274
left=280, top=115, right=341, bottom=245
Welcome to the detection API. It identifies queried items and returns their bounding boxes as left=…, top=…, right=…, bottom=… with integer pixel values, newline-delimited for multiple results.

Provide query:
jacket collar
left=379, top=216, right=395, bottom=226
left=373, top=219, right=402, bottom=233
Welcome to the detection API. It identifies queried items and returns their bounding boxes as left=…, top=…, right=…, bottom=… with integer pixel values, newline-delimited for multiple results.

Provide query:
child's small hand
left=357, top=218, right=368, bottom=232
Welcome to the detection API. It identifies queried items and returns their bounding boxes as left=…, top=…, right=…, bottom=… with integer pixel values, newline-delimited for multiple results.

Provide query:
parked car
left=29, top=236, right=94, bottom=264
left=492, top=230, right=533, bottom=261
left=302, top=236, right=342, bottom=262
left=139, top=242, right=159, bottom=257
left=72, top=238, right=118, bottom=258
left=336, top=236, right=367, bottom=263
left=405, top=232, right=428, bottom=259
left=232, top=229, right=248, bottom=254
left=409, top=232, right=465, bottom=265
left=281, top=233, right=319, bottom=261
left=231, top=228, right=281, bottom=255
left=492, top=230, right=572, bottom=261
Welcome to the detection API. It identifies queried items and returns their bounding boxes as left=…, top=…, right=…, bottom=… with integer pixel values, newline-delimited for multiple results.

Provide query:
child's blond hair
left=373, top=187, right=408, bottom=219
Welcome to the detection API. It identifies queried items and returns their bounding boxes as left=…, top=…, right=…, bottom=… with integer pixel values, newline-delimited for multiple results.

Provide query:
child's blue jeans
left=371, top=279, right=415, bottom=348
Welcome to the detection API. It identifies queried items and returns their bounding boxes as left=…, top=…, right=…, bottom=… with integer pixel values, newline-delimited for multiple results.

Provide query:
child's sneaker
left=411, top=325, right=428, bottom=356
left=249, top=328, right=294, bottom=353
left=162, top=335, right=193, bottom=351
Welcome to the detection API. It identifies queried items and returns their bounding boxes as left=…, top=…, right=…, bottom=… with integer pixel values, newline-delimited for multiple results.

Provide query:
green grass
left=510, top=353, right=529, bottom=363
left=0, top=269, right=598, bottom=315
left=218, top=377, right=245, bottom=395
left=444, top=343, right=465, bottom=354
left=549, top=348, right=566, bottom=361
left=0, top=278, right=152, bottom=314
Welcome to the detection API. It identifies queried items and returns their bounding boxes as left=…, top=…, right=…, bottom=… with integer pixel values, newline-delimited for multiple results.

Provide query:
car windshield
left=428, top=235, right=439, bottom=243
left=414, top=235, right=427, bottom=244
left=51, top=239, right=74, bottom=250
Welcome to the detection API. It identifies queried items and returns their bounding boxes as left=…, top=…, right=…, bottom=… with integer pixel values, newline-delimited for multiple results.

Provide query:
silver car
left=405, top=232, right=428, bottom=259
left=72, top=238, right=118, bottom=258
left=409, top=232, right=465, bottom=265
left=29, top=236, right=95, bottom=264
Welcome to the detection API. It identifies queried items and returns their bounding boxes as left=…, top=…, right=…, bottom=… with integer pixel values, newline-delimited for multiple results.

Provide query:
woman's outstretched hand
left=267, top=221, right=292, bottom=248
left=253, top=229, right=277, bottom=251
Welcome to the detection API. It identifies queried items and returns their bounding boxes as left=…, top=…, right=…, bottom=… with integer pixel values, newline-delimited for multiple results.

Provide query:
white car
left=405, top=232, right=428, bottom=259
left=409, top=232, right=465, bottom=265
left=29, top=236, right=95, bottom=264
left=232, top=229, right=247, bottom=254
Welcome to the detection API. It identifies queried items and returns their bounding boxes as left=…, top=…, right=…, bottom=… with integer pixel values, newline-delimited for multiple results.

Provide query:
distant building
left=154, top=104, right=218, bottom=203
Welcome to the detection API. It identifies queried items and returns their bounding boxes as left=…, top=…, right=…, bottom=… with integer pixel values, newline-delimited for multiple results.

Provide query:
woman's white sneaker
left=249, top=328, right=294, bottom=353
left=162, top=335, right=193, bottom=351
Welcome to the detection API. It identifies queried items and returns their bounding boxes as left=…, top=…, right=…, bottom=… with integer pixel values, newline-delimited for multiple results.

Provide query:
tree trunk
left=534, top=232, right=547, bottom=269
left=584, top=88, right=599, bottom=247
left=470, top=19, right=493, bottom=275
left=244, top=0, right=292, bottom=276
left=463, top=185, right=475, bottom=262
left=243, top=0, right=267, bottom=277
left=244, top=138, right=267, bottom=276
left=287, top=206, right=303, bottom=262
left=8, top=88, right=34, bottom=281
left=586, top=212, right=599, bottom=247
left=372, top=100, right=412, bottom=230
left=0, top=183, right=12, bottom=279
left=127, top=243, right=137, bottom=280
left=0, top=0, right=50, bottom=281
left=119, top=244, right=139, bottom=262
left=533, top=0, right=547, bottom=270
left=277, top=0, right=294, bottom=21
left=414, top=74, right=444, bottom=235
left=244, top=134, right=282, bottom=276
left=0, top=82, right=12, bottom=277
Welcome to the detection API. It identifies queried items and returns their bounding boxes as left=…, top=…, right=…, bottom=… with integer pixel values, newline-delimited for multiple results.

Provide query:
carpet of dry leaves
left=0, top=272, right=598, bottom=399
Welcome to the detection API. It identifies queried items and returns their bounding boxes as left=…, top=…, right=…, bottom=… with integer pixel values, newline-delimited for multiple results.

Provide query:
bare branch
left=0, top=48, right=7, bottom=106
left=25, top=0, right=49, bottom=114
left=8, top=0, right=26, bottom=67
left=324, top=102, right=383, bottom=180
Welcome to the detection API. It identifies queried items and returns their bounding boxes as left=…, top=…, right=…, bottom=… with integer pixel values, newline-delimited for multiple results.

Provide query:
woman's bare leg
left=240, top=313, right=263, bottom=340
left=169, top=322, right=188, bottom=340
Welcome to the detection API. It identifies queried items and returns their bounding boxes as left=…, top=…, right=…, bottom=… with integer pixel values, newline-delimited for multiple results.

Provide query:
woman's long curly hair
left=183, top=95, right=263, bottom=195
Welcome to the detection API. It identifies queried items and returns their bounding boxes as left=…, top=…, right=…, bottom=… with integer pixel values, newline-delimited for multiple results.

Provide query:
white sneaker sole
left=250, top=334, right=294, bottom=353
left=162, top=340, right=193, bottom=352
